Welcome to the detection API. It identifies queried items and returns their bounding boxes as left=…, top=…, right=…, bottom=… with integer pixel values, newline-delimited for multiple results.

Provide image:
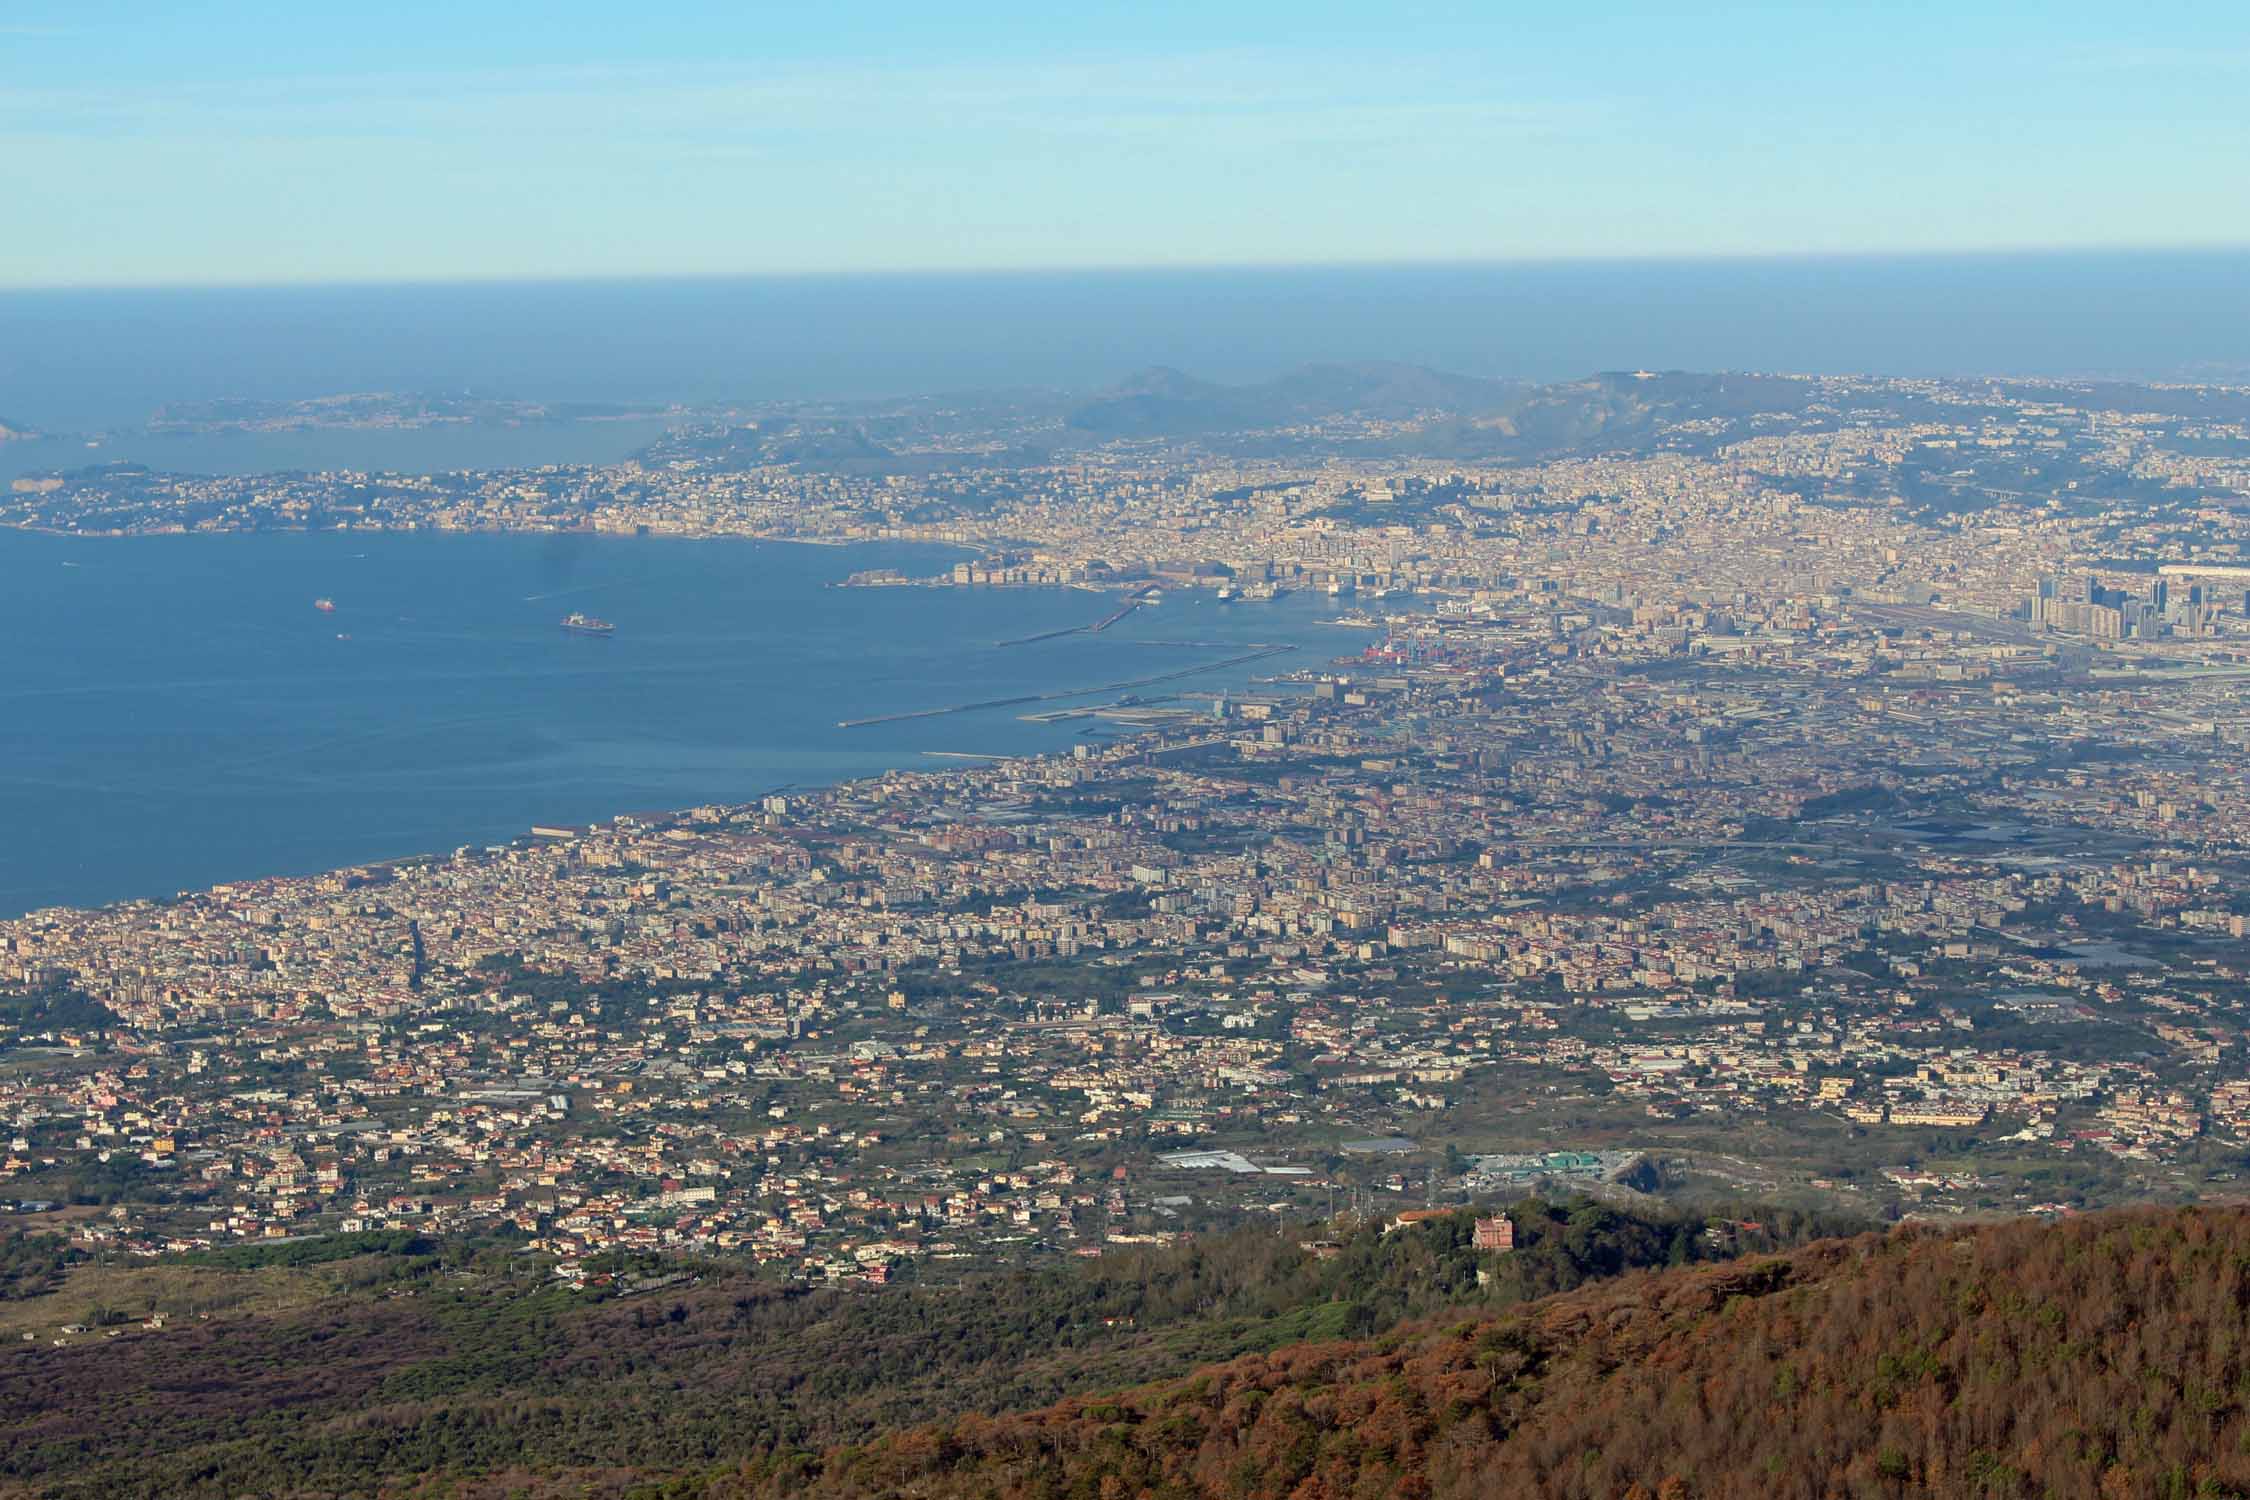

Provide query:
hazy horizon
left=4, top=250, right=2246, bottom=435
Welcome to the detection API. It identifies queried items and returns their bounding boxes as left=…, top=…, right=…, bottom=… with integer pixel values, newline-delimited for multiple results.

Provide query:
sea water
left=0, top=528, right=1362, bottom=915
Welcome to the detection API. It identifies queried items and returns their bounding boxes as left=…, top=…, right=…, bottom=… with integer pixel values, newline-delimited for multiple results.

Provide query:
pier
left=837, top=644, right=1295, bottom=728
left=992, top=623, right=1089, bottom=647
left=993, top=597, right=1143, bottom=647
left=1087, top=599, right=1142, bottom=633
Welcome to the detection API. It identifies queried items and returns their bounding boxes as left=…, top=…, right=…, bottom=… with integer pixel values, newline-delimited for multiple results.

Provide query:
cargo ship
left=314, top=598, right=336, bottom=613
left=561, top=612, right=615, bottom=636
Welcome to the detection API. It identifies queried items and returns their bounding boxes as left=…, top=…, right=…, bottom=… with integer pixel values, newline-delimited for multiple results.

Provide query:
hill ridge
left=704, top=1206, right=2250, bottom=1500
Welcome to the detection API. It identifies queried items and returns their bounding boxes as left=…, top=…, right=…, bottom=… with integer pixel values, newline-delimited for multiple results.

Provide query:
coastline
left=0, top=656, right=1309, bottom=925
left=0, top=527, right=1368, bottom=918
left=22, top=724, right=1060, bottom=922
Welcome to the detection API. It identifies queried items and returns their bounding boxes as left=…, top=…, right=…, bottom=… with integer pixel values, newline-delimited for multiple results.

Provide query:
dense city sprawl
left=7, top=366, right=2250, bottom=1294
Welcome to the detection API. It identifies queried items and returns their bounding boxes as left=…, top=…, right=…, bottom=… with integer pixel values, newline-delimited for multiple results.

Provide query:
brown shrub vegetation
left=698, top=1207, right=2250, bottom=1500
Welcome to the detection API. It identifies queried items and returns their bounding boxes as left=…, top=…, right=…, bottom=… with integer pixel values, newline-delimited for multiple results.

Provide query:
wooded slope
left=705, top=1207, right=2250, bottom=1500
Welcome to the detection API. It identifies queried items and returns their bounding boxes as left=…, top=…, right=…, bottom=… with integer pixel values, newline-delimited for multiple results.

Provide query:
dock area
left=837, top=644, right=1294, bottom=729
left=994, top=597, right=1143, bottom=647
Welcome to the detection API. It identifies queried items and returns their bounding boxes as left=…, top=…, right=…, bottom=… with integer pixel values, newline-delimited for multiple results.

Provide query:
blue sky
left=2, top=1, right=2245, bottom=287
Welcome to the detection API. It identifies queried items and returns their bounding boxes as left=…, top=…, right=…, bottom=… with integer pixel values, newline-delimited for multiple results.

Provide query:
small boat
left=314, top=598, right=337, bottom=613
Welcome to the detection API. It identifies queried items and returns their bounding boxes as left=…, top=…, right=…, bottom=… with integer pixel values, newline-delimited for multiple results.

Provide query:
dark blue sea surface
left=0, top=529, right=1364, bottom=915
left=4, top=253, right=2245, bottom=432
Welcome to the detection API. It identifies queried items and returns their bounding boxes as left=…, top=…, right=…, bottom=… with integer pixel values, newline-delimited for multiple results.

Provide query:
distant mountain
left=764, top=426, right=900, bottom=467
left=1062, top=364, right=1871, bottom=459
left=1259, top=360, right=1527, bottom=416
left=649, top=420, right=1001, bottom=477
left=638, top=412, right=1059, bottom=479
left=1065, top=361, right=1523, bottom=437
left=734, top=1205, right=2250, bottom=1500
left=1063, top=366, right=1258, bottom=437
left=1105, top=365, right=1226, bottom=402
left=1477, top=369, right=1826, bottom=452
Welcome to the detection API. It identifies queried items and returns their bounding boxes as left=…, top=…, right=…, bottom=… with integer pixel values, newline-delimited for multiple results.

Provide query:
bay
left=0, top=529, right=1366, bottom=916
